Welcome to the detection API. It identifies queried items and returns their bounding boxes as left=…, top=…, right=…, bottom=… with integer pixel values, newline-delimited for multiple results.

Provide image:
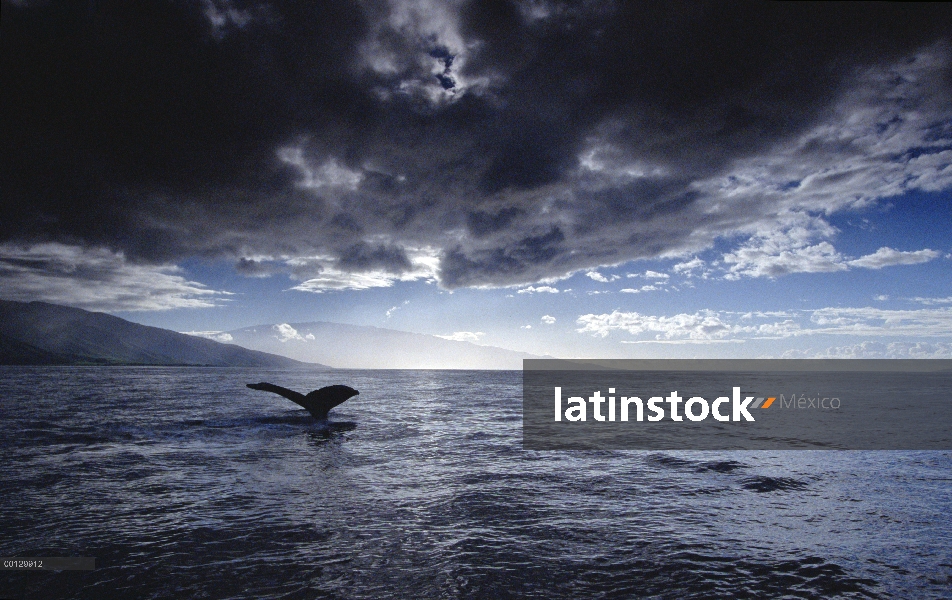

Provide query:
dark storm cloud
left=337, top=241, right=413, bottom=273
left=441, top=226, right=567, bottom=287
left=3, top=0, right=951, bottom=291
left=234, top=257, right=280, bottom=277
left=466, top=206, right=523, bottom=237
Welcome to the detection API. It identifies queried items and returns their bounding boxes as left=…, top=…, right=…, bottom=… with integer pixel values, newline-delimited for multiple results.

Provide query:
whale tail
left=247, top=382, right=359, bottom=420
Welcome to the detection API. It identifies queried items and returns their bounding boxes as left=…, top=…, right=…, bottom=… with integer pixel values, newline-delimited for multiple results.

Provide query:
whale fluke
left=247, top=382, right=359, bottom=420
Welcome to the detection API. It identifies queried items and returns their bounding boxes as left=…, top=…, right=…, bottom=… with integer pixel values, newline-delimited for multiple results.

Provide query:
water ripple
left=1, top=367, right=950, bottom=598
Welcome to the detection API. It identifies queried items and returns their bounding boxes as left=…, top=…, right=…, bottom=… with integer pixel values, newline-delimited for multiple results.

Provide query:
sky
left=2, top=0, right=951, bottom=360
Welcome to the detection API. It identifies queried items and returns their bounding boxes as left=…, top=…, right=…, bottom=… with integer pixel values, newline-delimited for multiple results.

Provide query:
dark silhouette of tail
left=247, top=382, right=359, bottom=420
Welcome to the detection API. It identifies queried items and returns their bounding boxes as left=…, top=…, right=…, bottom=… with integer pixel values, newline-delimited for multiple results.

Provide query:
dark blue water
left=1, top=367, right=950, bottom=599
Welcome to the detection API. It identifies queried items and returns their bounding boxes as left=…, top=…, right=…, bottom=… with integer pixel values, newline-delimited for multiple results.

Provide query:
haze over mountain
left=189, top=322, right=545, bottom=369
left=0, top=301, right=319, bottom=368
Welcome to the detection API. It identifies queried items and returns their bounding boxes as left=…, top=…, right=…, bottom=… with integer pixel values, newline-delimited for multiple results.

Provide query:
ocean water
left=1, top=367, right=950, bottom=599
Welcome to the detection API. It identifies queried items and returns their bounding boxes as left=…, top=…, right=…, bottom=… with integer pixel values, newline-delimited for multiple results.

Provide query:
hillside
left=0, top=300, right=325, bottom=368
left=218, top=321, right=543, bottom=369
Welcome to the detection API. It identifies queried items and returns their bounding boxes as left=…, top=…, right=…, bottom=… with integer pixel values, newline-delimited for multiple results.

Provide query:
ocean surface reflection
left=2, top=367, right=950, bottom=599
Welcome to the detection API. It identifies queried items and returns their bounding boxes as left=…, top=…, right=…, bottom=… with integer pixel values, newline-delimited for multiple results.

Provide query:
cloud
left=722, top=215, right=848, bottom=278
left=806, top=306, right=952, bottom=337
left=3, top=2, right=951, bottom=293
left=619, top=339, right=746, bottom=345
left=181, top=331, right=234, bottom=343
left=291, top=271, right=403, bottom=292
left=540, top=315, right=556, bottom=324
left=0, top=243, right=230, bottom=311
left=620, top=284, right=660, bottom=293
left=847, top=247, right=940, bottom=269
left=577, top=306, right=952, bottom=342
left=624, top=270, right=671, bottom=280
left=337, top=241, right=414, bottom=273
left=780, top=341, right=952, bottom=359
left=577, top=310, right=739, bottom=340
left=724, top=241, right=847, bottom=278
left=586, top=271, right=619, bottom=283
left=435, top=331, right=484, bottom=342
left=722, top=214, right=940, bottom=278
left=288, top=247, right=438, bottom=292
left=386, top=300, right=410, bottom=318
left=235, top=257, right=280, bottom=278
left=521, top=324, right=532, bottom=329
left=273, top=323, right=311, bottom=343
left=910, top=295, right=952, bottom=305
left=517, top=285, right=559, bottom=294
left=672, top=258, right=706, bottom=276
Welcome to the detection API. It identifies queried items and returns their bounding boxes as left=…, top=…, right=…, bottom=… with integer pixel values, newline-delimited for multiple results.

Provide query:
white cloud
left=619, top=284, right=660, bottom=293
left=875, top=294, right=889, bottom=301
left=672, top=257, right=706, bottom=277
left=577, top=306, right=952, bottom=342
left=620, top=339, right=746, bottom=345
left=643, top=270, right=669, bottom=279
left=586, top=271, right=619, bottom=282
left=0, top=243, right=230, bottom=311
left=576, top=310, right=738, bottom=340
left=780, top=341, right=952, bottom=359
left=386, top=300, right=410, bottom=318
left=541, top=315, right=556, bottom=324
left=910, top=296, right=952, bottom=305
left=289, top=247, right=439, bottom=293
left=435, top=331, right=484, bottom=343
left=521, top=324, right=532, bottom=329
left=292, top=270, right=399, bottom=292
left=847, top=247, right=939, bottom=269
left=737, top=310, right=795, bottom=319
left=273, top=323, right=308, bottom=343
left=807, top=306, right=952, bottom=337
left=722, top=215, right=848, bottom=278
left=517, top=285, right=559, bottom=294
left=181, top=331, right=234, bottom=343
left=721, top=213, right=939, bottom=279
left=724, top=240, right=847, bottom=278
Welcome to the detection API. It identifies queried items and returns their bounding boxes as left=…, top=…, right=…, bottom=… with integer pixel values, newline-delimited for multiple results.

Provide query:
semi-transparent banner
left=522, top=360, right=952, bottom=450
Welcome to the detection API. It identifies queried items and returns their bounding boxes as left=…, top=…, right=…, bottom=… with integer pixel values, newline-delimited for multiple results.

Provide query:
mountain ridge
left=0, top=300, right=323, bottom=368
left=217, top=320, right=545, bottom=369
left=0, top=300, right=545, bottom=369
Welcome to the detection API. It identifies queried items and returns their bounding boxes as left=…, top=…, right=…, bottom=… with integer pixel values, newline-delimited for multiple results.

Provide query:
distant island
left=199, top=321, right=544, bottom=369
left=0, top=300, right=545, bottom=368
left=0, top=300, right=324, bottom=368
